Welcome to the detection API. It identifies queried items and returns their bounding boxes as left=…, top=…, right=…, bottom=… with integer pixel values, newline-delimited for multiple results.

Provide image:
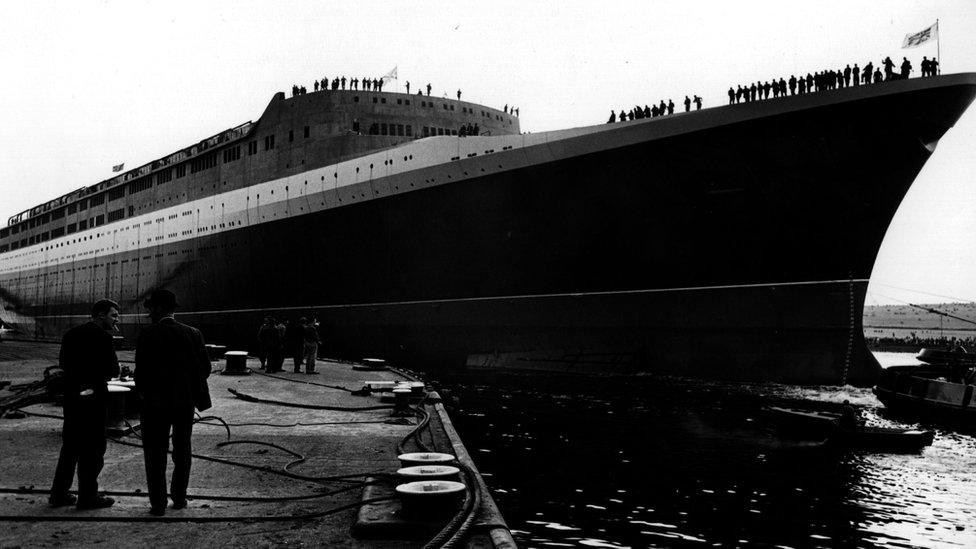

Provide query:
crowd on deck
left=606, top=55, right=941, bottom=123
left=728, top=55, right=940, bottom=105
left=289, top=75, right=520, bottom=122
left=608, top=94, right=702, bottom=123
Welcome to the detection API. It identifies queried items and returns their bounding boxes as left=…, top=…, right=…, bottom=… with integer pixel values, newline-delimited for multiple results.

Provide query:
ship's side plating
left=2, top=75, right=975, bottom=385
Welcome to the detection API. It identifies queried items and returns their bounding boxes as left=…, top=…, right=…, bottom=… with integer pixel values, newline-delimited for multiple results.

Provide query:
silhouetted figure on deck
left=805, top=73, right=813, bottom=92
left=930, top=57, right=939, bottom=76
left=749, top=83, right=757, bottom=102
left=921, top=57, right=930, bottom=77
left=882, top=56, right=895, bottom=80
left=798, top=77, right=806, bottom=94
left=515, top=107, right=519, bottom=116
left=900, top=57, right=912, bottom=79
left=341, top=76, right=347, bottom=89
left=728, top=87, right=735, bottom=105
left=788, top=75, right=797, bottom=95
left=313, top=81, right=319, bottom=92
left=457, top=89, right=462, bottom=100
left=684, top=96, right=691, bottom=112
left=643, top=105, right=650, bottom=118
left=426, top=83, right=432, bottom=96
left=852, top=64, right=860, bottom=86
left=843, top=65, right=851, bottom=87
left=862, top=62, right=873, bottom=84
left=693, top=95, right=702, bottom=110
left=608, top=110, right=617, bottom=123
left=873, top=68, right=883, bottom=83
left=667, top=99, right=674, bottom=115
left=405, top=81, right=410, bottom=94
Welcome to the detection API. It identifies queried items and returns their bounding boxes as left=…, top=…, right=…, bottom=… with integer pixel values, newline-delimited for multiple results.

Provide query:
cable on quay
left=227, top=388, right=393, bottom=412
left=248, top=367, right=358, bottom=393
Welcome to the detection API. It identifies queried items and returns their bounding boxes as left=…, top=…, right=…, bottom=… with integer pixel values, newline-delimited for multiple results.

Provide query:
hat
left=144, top=289, right=179, bottom=309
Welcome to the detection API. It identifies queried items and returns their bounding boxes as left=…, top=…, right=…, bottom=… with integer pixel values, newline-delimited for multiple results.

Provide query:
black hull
left=4, top=74, right=976, bottom=386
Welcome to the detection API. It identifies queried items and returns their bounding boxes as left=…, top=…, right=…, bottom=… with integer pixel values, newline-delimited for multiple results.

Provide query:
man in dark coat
left=135, top=289, right=212, bottom=516
left=49, top=299, right=121, bottom=509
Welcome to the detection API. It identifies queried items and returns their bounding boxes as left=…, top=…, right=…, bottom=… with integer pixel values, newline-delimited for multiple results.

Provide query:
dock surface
left=0, top=339, right=510, bottom=548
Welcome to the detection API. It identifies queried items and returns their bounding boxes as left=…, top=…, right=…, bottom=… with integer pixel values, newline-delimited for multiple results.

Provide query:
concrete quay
left=0, top=340, right=513, bottom=548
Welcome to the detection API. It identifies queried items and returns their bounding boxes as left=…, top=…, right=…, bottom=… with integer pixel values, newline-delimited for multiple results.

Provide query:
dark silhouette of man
left=883, top=56, right=895, bottom=80
left=314, top=80, right=319, bottom=92
left=693, top=95, right=702, bottom=110
left=426, top=83, right=432, bottom=96
left=608, top=111, right=617, bottom=123
left=921, top=57, right=930, bottom=77
left=341, top=76, right=347, bottom=89
left=728, top=87, right=735, bottom=105
left=852, top=64, right=860, bottom=86
left=862, top=62, right=873, bottom=84
left=900, top=57, right=912, bottom=79
left=843, top=65, right=851, bottom=87
left=667, top=99, right=674, bottom=115
left=684, top=96, right=691, bottom=112
left=405, top=81, right=410, bottom=94
left=135, top=289, right=212, bottom=516
left=49, top=299, right=121, bottom=510
left=788, top=75, right=797, bottom=95
left=930, top=57, right=939, bottom=76
left=457, top=89, right=461, bottom=100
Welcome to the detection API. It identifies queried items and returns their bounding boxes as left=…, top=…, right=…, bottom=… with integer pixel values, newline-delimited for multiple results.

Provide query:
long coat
left=134, top=317, right=212, bottom=413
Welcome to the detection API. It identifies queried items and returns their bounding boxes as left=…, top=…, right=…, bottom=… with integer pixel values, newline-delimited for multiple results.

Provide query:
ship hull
left=4, top=75, right=976, bottom=386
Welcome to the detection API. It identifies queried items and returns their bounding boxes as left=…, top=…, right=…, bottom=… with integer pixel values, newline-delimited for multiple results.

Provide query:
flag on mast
left=112, top=163, right=125, bottom=172
left=902, top=21, right=938, bottom=48
left=382, top=66, right=398, bottom=84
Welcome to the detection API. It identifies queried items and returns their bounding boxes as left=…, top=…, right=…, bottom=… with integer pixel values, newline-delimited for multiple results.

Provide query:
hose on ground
left=227, top=388, right=393, bottom=412
left=0, top=480, right=370, bottom=503
left=423, top=461, right=481, bottom=549
left=248, top=368, right=356, bottom=392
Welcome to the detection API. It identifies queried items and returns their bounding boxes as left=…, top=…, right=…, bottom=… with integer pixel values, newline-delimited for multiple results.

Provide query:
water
left=433, top=354, right=976, bottom=548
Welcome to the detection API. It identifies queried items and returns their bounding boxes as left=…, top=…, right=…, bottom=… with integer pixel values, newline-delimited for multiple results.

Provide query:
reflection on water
left=434, top=354, right=976, bottom=548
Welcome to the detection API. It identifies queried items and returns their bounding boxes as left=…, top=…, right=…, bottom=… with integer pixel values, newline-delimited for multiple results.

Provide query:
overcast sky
left=1, top=0, right=974, bottom=306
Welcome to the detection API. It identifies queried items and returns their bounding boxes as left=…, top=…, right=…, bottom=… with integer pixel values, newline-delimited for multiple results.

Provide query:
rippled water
left=434, top=355, right=976, bottom=548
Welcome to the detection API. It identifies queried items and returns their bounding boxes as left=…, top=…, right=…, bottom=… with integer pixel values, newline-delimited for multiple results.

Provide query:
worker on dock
left=301, top=317, right=322, bottom=374
left=135, top=289, right=212, bottom=516
left=49, top=299, right=121, bottom=510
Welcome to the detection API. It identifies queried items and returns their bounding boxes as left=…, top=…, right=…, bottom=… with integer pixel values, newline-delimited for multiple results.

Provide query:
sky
left=1, top=0, right=974, bottom=306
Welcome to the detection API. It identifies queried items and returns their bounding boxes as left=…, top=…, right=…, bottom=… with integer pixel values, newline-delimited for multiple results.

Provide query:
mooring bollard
left=221, top=351, right=250, bottom=376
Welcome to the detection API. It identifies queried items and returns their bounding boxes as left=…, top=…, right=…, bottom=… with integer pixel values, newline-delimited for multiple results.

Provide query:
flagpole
left=936, top=19, right=940, bottom=73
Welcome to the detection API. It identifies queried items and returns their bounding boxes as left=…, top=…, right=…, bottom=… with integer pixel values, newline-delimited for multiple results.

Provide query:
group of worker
left=608, top=94, right=701, bottom=123
left=256, top=316, right=322, bottom=374
left=49, top=290, right=211, bottom=516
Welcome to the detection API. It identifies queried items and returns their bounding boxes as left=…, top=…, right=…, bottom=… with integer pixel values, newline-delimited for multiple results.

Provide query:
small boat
left=873, top=347, right=976, bottom=425
left=765, top=405, right=935, bottom=453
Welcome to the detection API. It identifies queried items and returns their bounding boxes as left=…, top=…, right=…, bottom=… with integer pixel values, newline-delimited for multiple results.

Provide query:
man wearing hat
left=49, top=299, right=121, bottom=510
left=134, top=289, right=212, bottom=516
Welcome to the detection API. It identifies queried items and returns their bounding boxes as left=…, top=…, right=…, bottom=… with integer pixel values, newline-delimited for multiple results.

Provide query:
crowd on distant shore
left=608, top=94, right=702, bottom=123
left=866, top=333, right=975, bottom=350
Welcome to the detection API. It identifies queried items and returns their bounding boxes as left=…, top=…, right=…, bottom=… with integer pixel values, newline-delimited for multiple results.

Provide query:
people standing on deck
left=314, top=80, right=319, bottom=92
left=134, top=289, right=212, bottom=517
left=301, top=318, right=322, bottom=374
left=426, top=83, right=432, bottom=96
left=930, top=57, right=939, bottom=76
left=405, top=81, right=410, bottom=94
left=852, top=64, right=860, bottom=86
left=285, top=319, right=304, bottom=373
left=882, top=56, right=895, bottom=80
left=683, top=96, right=691, bottom=112
left=862, top=62, right=873, bottom=84
left=457, top=89, right=462, bottom=100
left=693, top=95, right=702, bottom=110
left=874, top=68, right=883, bottom=83
left=728, top=87, right=735, bottom=104
left=667, top=99, right=675, bottom=115
left=48, top=299, right=121, bottom=510
left=901, top=57, right=912, bottom=79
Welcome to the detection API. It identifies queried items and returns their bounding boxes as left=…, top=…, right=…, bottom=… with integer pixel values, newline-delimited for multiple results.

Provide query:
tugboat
left=874, top=347, right=976, bottom=424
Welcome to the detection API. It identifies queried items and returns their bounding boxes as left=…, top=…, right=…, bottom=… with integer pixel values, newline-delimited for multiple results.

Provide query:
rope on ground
left=215, top=439, right=306, bottom=473
left=248, top=368, right=357, bottom=392
left=423, top=461, right=481, bottom=549
left=227, top=388, right=393, bottom=412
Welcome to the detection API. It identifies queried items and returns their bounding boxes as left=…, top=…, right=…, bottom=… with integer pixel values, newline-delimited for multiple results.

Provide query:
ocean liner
left=2, top=74, right=975, bottom=386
